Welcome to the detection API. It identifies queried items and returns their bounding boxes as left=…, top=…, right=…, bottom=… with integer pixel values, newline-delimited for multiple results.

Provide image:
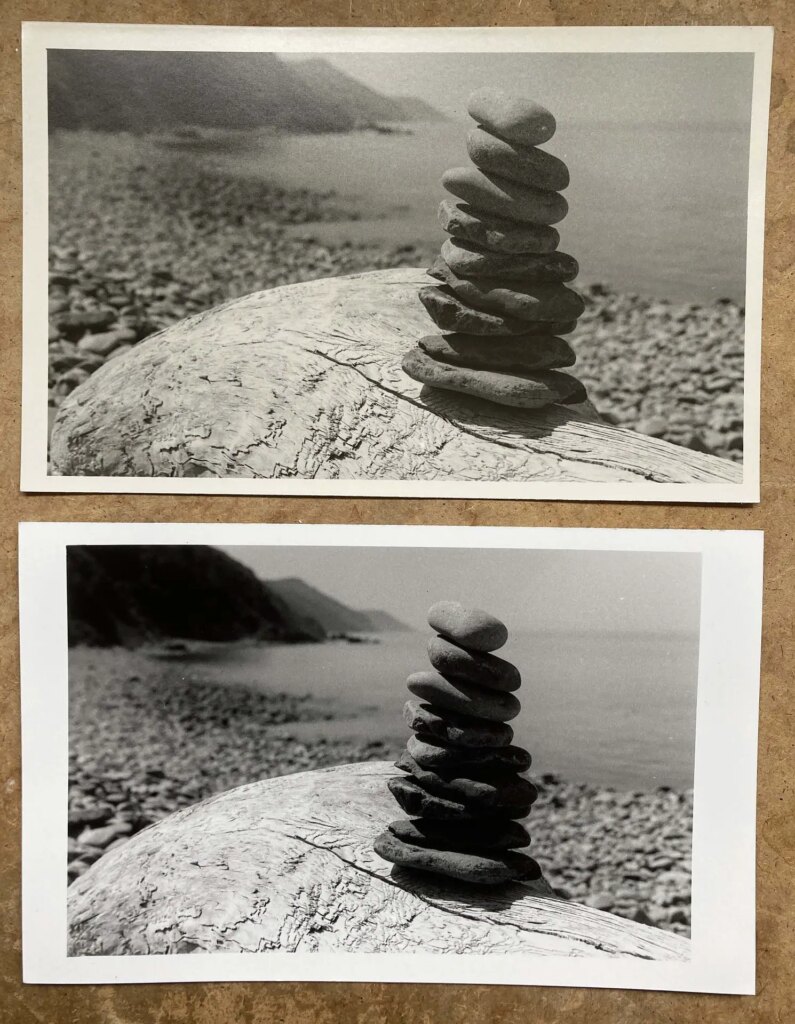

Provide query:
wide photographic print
left=20, top=524, right=763, bottom=991
left=21, top=25, right=771, bottom=501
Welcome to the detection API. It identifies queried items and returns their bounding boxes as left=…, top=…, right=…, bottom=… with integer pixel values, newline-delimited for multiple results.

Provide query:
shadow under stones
left=416, top=385, right=604, bottom=442
left=387, top=864, right=558, bottom=910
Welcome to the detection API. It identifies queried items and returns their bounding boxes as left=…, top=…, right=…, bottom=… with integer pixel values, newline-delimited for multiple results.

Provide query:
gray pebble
left=467, top=89, right=556, bottom=147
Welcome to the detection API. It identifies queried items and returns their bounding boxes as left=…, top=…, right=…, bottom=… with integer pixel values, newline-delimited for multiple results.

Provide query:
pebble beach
left=68, top=646, right=692, bottom=937
left=49, top=131, right=743, bottom=462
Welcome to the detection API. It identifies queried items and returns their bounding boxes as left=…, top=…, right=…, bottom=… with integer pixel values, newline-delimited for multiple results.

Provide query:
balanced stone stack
left=402, top=87, right=588, bottom=411
left=374, top=601, right=541, bottom=885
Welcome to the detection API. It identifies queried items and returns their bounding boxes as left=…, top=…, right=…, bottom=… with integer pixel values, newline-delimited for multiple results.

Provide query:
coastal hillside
left=66, top=545, right=324, bottom=647
left=267, top=577, right=407, bottom=634
left=47, top=50, right=443, bottom=134
left=359, top=609, right=412, bottom=632
left=290, top=58, right=446, bottom=125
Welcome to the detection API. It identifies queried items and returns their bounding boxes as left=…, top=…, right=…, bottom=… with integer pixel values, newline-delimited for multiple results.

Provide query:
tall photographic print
left=21, top=25, right=771, bottom=500
left=20, top=524, right=763, bottom=991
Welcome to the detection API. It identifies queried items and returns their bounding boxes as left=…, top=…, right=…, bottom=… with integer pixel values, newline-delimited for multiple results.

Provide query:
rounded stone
left=439, top=200, right=560, bottom=254
left=441, top=239, right=578, bottom=282
left=467, top=88, right=556, bottom=147
left=407, top=733, right=533, bottom=774
left=442, top=166, right=568, bottom=225
left=396, top=752, right=536, bottom=811
left=388, top=775, right=479, bottom=820
left=388, top=817, right=531, bottom=851
left=407, top=670, right=520, bottom=722
left=77, top=328, right=139, bottom=357
left=403, top=349, right=587, bottom=409
left=466, top=127, right=570, bottom=191
left=403, top=700, right=514, bottom=748
left=419, top=286, right=577, bottom=338
left=428, top=259, right=585, bottom=322
left=418, top=333, right=576, bottom=373
left=54, top=308, right=116, bottom=340
left=427, top=635, right=520, bottom=691
left=427, top=600, right=508, bottom=651
left=374, top=831, right=542, bottom=885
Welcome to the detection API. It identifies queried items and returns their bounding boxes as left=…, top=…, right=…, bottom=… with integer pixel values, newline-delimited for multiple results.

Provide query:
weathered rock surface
left=439, top=200, right=560, bottom=254
left=403, top=699, right=514, bottom=748
left=403, top=349, right=587, bottom=409
left=442, top=166, right=568, bottom=225
left=466, top=127, right=570, bottom=191
left=66, top=763, right=692, bottom=957
left=50, top=269, right=742, bottom=485
left=418, top=333, right=576, bottom=373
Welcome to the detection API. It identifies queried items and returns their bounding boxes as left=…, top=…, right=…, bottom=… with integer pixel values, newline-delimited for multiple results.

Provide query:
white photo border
left=20, top=23, right=772, bottom=502
left=20, top=522, right=763, bottom=991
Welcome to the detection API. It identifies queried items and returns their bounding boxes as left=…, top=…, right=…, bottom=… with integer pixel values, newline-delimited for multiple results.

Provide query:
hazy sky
left=283, top=51, right=754, bottom=127
left=220, top=545, right=701, bottom=636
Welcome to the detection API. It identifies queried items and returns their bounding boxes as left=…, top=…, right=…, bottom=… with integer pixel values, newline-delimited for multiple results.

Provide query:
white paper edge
left=20, top=24, right=772, bottom=503
left=20, top=522, right=763, bottom=991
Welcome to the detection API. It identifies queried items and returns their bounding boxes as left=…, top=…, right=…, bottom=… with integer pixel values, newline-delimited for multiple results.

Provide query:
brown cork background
left=1, top=1, right=793, bottom=1020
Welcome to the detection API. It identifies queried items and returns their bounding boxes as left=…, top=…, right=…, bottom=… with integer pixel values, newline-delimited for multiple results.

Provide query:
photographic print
left=20, top=24, right=771, bottom=500
left=20, top=523, right=763, bottom=990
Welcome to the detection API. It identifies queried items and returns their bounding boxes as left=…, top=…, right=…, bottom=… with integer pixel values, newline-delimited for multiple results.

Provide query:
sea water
left=176, top=629, right=699, bottom=791
left=206, top=119, right=749, bottom=305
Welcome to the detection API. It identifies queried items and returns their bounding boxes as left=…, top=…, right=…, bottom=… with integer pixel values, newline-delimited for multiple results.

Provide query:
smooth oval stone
left=427, top=635, right=520, bottom=692
left=388, top=776, right=479, bottom=820
left=396, top=752, right=536, bottom=810
left=467, top=88, right=556, bottom=147
left=388, top=818, right=530, bottom=852
left=439, top=200, right=559, bottom=254
left=441, top=239, right=578, bottom=283
left=427, top=600, right=508, bottom=651
left=407, top=670, right=520, bottom=722
left=419, top=286, right=577, bottom=337
left=442, top=167, right=568, bottom=225
left=407, top=733, right=533, bottom=773
left=374, top=831, right=541, bottom=885
left=403, top=348, right=587, bottom=410
left=403, top=700, right=514, bottom=748
left=467, top=127, right=569, bottom=191
left=418, top=333, right=575, bottom=373
left=428, top=259, right=585, bottom=322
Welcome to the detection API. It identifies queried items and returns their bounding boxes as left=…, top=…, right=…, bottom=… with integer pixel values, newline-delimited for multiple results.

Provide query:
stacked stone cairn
left=374, top=601, right=541, bottom=885
left=402, top=87, right=588, bottom=411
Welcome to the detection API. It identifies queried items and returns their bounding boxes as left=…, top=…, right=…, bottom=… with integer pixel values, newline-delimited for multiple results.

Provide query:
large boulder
left=50, top=268, right=740, bottom=484
left=68, top=761, right=690, bottom=959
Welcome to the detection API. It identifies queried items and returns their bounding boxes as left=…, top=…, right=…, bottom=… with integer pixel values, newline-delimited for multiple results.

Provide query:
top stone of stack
left=427, top=600, right=509, bottom=652
left=467, top=88, right=557, bottom=147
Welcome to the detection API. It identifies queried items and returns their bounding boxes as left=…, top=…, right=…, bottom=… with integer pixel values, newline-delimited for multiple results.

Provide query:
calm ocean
left=177, top=630, right=699, bottom=792
left=208, top=118, right=749, bottom=304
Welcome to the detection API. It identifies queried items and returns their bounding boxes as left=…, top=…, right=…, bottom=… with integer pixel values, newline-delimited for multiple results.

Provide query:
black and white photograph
left=20, top=523, right=763, bottom=990
left=21, top=24, right=771, bottom=501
